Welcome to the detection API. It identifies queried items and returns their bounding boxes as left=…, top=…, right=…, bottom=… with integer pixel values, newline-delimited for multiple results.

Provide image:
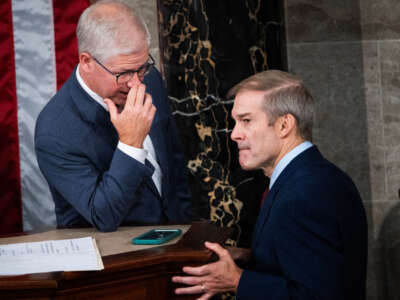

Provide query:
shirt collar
left=269, top=141, right=313, bottom=189
left=76, top=64, right=108, bottom=111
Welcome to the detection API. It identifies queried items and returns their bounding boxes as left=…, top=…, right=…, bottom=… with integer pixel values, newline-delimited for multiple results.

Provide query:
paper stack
left=0, top=237, right=104, bottom=276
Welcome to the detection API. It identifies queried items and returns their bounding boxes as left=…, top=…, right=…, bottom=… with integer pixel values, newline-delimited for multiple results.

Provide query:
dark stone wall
left=158, top=0, right=284, bottom=247
left=284, top=1, right=400, bottom=298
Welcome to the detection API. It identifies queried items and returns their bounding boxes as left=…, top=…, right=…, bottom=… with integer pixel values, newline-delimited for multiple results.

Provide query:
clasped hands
left=172, top=241, right=244, bottom=300
left=104, top=83, right=156, bottom=148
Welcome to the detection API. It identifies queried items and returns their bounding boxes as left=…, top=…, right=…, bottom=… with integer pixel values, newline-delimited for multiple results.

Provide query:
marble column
left=158, top=0, right=284, bottom=246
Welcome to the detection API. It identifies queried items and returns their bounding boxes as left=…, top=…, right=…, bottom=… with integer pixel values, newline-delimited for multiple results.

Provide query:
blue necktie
left=145, top=159, right=155, bottom=173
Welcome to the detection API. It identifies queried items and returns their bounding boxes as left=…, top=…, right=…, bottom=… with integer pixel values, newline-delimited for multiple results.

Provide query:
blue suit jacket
left=35, top=67, right=191, bottom=231
left=237, top=146, right=367, bottom=300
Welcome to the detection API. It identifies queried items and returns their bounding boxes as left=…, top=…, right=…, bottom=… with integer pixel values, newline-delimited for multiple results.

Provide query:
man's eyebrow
left=119, top=61, right=148, bottom=73
left=234, top=112, right=251, bottom=119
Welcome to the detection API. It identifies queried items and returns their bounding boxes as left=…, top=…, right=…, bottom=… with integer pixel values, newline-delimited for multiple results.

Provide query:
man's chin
left=239, top=158, right=253, bottom=171
left=240, top=164, right=254, bottom=171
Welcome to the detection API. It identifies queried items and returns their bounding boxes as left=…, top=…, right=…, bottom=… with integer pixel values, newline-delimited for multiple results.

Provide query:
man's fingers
left=134, top=84, right=146, bottom=106
left=172, top=275, right=203, bottom=286
left=145, top=94, right=156, bottom=123
left=173, top=276, right=206, bottom=296
left=198, top=292, right=215, bottom=300
left=126, top=84, right=139, bottom=107
left=204, top=242, right=229, bottom=259
left=172, top=243, right=241, bottom=297
left=174, top=285, right=204, bottom=295
left=182, top=264, right=211, bottom=276
left=148, top=104, right=156, bottom=124
left=143, top=93, right=153, bottom=111
left=104, top=98, right=117, bottom=120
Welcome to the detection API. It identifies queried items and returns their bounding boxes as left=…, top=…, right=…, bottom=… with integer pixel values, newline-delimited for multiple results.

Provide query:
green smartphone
left=132, top=229, right=182, bottom=245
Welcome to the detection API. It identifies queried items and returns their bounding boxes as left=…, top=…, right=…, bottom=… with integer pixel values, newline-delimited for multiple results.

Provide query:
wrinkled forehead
left=104, top=47, right=150, bottom=66
left=231, top=89, right=266, bottom=118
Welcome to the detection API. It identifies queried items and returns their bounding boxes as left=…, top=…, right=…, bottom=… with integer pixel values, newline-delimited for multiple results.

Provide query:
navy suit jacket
left=35, top=67, right=191, bottom=232
left=237, top=146, right=367, bottom=300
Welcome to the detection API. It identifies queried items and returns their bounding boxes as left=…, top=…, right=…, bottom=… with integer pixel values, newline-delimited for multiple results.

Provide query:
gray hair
left=77, top=0, right=151, bottom=62
left=228, top=70, right=314, bottom=141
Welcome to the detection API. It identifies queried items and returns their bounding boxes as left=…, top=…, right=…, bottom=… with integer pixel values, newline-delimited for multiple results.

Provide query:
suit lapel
left=149, top=116, right=166, bottom=171
left=69, top=67, right=102, bottom=126
left=251, top=146, right=322, bottom=248
left=252, top=184, right=280, bottom=248
left=143, top=158, right=162, bottom=198
left=70, top=66, right=166, bottom=198
left=68, top=70, right=118, bottom=169
left=148, top=114, right=168, bottom=198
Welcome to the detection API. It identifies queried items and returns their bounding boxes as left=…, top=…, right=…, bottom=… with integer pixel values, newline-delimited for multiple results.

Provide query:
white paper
left=0, top=237, right=104, bottom=275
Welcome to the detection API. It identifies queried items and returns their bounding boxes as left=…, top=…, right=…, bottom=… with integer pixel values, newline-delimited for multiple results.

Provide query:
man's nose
left=127, top=72, right=141, bottom=86
left=230, top=124, right=241, bottom=142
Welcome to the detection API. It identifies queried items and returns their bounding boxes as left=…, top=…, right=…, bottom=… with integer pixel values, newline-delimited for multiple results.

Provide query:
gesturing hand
left=172, top=241, right=243, bottom=300
left=104, top=83, right=156, bottom=148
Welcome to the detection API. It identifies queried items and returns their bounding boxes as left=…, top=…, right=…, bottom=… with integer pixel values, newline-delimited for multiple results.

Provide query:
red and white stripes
left=0, top=0, right=89, bottom=234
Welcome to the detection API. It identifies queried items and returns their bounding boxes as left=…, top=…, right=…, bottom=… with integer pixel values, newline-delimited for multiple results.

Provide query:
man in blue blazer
left=173, top=70, right=367, bottom=299
left=35, top=1, right=191, bottom=232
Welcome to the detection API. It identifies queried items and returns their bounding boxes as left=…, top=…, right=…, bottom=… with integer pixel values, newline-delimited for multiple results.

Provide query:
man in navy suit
left=35, top=0, right=191, bottom=232
left=172, top=70, right=367, bottom=299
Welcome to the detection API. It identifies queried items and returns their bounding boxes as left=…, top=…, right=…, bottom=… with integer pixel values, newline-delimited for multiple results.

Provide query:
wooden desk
left=0, top=222, right=232, bottom=300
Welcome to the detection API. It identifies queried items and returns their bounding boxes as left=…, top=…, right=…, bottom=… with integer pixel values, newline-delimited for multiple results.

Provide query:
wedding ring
left=201, top=284, right=205, bottom=293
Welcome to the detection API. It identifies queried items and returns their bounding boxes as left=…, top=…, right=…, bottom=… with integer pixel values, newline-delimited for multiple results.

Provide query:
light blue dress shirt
left=269, top=141, right=313, bottom=189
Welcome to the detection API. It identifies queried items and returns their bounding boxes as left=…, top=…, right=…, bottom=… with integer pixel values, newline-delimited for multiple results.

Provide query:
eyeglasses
left=93, top=54, right=155, bottom=84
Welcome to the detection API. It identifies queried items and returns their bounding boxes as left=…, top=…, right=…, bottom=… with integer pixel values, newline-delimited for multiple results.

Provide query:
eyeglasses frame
left=92, top=54, right=155, bottom=84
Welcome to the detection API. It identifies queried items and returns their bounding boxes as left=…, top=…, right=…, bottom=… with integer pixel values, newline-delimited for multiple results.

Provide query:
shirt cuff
left=117, top=141, right=147, bottom=164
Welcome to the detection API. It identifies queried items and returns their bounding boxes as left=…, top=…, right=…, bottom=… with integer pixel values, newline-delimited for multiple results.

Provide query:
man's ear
left=275, top=114, right=297, bottom=138
left=79, top=52, right=92, bottom=73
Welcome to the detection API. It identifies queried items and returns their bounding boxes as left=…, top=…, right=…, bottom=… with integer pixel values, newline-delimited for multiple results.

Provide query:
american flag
left=0, top=0, right=90, bottom=234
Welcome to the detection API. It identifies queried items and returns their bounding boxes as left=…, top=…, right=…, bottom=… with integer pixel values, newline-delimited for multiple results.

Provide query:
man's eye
left=243, top=119, right=250, bottom=123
